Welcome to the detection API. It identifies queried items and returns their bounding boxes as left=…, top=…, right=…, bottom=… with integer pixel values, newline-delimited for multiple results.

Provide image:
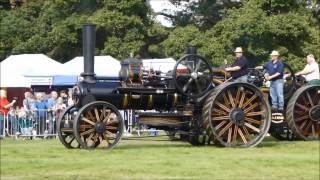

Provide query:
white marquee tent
left=60, top=56, right=121, bottom=77
left=142, top=58, right=176, bottom=73
left=0, top=54, right=62, bottom=87
left=0, top=54, right=62, bottom=76
left=0, top=54, right=177, bottom=87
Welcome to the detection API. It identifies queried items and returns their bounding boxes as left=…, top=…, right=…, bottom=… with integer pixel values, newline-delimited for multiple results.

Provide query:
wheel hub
left=94, top=122, right=106, bottom=134
left=309, top=105, right=320, bottom=122
left=191, top=72, right=198, bottom=79
left=229, top=108, right=245, bottom=126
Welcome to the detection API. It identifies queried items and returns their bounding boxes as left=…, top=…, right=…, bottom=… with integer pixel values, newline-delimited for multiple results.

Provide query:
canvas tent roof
left=0, top=54, right=62, bottom=76
left=61, top=56, right=120, bottom=77
left=142, top=58, right=176, bottom=73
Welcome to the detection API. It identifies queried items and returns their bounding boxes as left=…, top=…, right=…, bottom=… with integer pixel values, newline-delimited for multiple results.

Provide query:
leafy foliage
left=0, top=0, right=166, bottom=62
left=163, top=0, right=320, bottom=70
left=161, top=25, right=203, bottom=59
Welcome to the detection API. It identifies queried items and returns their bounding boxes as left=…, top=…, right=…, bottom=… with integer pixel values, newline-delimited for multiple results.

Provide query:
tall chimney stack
left=81, top=24, right=96, bottom=83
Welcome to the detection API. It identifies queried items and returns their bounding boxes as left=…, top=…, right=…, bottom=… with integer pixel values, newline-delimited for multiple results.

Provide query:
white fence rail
left=0, top=109, right=136, bottom=139
left=0, top=109, right=57, bottom=139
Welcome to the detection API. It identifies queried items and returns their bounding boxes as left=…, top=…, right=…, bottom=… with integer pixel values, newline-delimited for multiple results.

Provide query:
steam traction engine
left=58, top=24, right=276, bottom=149
left=246, top=62, right=320, bottom=140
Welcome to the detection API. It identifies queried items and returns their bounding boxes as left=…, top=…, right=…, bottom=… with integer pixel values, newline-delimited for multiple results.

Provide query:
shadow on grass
left=52, top=136, right=294, bottom=151
left=118, top=143, right=192, bottom=150
left=114, top=137, right=287, bottom=150
left=255, top=137, right=296, bottom=148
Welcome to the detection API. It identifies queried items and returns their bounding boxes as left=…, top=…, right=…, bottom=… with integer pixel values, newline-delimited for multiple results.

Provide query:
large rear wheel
left=203, top=82, right=271, bottom=147
left=286, top=85, right=320, bottom=140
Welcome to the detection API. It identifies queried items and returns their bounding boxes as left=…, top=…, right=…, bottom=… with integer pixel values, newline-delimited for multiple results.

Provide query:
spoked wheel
left=286, top=85, right=320, bottom=140
left=203, top=82, right=271, bottom=147
left=57, top=105, right=80, bottom=149
left=74, top=101, right=124, bottom=149
left=173, top=54, right=213, bottom=98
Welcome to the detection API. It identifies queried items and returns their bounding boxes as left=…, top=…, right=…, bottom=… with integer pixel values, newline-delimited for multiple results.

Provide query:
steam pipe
left=186, top=44, right=197, bottom=55
left=186, top=44, right=197, bottom=66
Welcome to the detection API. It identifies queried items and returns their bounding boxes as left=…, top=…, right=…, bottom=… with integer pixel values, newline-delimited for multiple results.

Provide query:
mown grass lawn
left=0, top=136, right=319, bottom=180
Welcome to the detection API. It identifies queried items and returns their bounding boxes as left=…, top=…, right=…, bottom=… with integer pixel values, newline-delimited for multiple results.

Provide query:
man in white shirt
left=295, top=54, right=320, bottom=85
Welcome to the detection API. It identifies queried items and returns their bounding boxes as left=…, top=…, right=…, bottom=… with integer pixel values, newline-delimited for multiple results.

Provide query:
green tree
left=1, top=0, right=319, bottom=69
left=161, top=25, right=203, bottom=59
left=165, top=0, right=242, bottom=29
left=0, top=0, right=168, bottom=62
left=0, top=0, right=92, bottom=62
left=162, top=0, right=320, bottom=71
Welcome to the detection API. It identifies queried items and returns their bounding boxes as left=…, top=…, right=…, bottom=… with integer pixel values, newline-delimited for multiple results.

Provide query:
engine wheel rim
left=287, top=85, right=320, bottom=140
left=74, top=101, right=124, bottom=149
left=173, top=54, right=213, bottom=98
left=57, top=105, right=80, bottom=149
left=204, top=82, right=271, bottom=147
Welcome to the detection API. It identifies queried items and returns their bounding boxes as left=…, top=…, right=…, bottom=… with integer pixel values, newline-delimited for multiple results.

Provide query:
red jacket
left=0, top=97, right=10, bottom=115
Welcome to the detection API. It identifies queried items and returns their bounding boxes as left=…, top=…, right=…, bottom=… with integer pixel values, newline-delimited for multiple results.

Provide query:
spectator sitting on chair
left=295, top=54, right=320, bottom=85
left=263, top=50, right=285, bottom=113
left=225, top=47, right=249, bottom=82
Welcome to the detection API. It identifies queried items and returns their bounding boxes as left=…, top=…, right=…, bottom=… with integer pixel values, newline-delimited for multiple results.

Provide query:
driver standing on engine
left=263, top=50, right=284, bottom=113
left=225, top=47, right=249, bottom=82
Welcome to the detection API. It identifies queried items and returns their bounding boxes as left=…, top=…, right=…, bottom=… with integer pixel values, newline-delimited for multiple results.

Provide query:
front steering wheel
left=173, top=54, right=213, bottom=98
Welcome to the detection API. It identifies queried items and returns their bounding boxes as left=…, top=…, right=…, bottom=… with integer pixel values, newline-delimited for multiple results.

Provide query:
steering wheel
left=173, top=54, right=213, bottom=98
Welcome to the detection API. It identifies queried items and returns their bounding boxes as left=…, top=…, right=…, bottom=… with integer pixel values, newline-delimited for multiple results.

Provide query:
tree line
left=0, top=0, right=319, bottom=70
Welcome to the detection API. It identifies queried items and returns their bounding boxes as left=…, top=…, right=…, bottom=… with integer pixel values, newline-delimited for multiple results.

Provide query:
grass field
left=0, top=136, right=319, bottom=180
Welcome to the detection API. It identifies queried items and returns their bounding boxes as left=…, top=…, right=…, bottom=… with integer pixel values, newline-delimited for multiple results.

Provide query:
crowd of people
left=0, top=89, right=73, bottom=139
left=225, top=47, right=320, bottom=112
